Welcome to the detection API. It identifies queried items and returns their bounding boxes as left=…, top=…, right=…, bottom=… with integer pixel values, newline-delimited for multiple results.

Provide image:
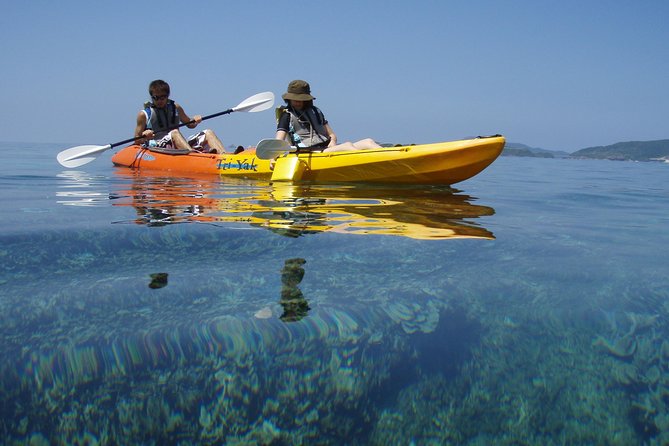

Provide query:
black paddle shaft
left=109, top=108, right=234, bottom=149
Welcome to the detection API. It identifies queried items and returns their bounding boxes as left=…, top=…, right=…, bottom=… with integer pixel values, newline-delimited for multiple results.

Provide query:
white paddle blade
left=255, top=138, right=292, bottom=160
left=232, top=92, right=275, bottom=113
left=57, top=144, right=112, bottom=168
left=58, top=155, right=98, bottom=168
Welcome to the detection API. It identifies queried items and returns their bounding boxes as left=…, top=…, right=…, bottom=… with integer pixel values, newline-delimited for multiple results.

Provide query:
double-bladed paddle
left=255, top=138, right=293, bottom=160
left=57, top=91, right=275, bottom=168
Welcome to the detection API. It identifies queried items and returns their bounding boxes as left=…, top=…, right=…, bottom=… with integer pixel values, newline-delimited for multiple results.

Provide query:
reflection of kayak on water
left=247, top=184, right=496, bottom=239
left=111, top=136, right=505, bottom=185
left=109, top=171, right=496, bottom=240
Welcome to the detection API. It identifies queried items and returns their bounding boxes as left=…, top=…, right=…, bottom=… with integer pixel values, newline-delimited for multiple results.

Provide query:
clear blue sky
left=1, top=1, right=667, bottom=151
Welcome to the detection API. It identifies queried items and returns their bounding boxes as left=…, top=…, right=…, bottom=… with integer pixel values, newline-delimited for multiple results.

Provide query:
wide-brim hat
left=282, top=80, right=315, bottom=101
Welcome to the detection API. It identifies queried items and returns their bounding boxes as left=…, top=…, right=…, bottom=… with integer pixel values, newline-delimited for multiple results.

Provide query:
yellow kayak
left=111, top=135, right=505, bottom=185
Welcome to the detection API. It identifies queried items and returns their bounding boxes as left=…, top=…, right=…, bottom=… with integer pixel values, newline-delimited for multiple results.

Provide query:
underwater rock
left=634, top=336, right=659, bottom=365
left=28, top=433, right=49, bottom=446
left=199, top=405, right=213, bottom=430
left=281, top=258, right=306, bottom=287
left=502, top=316, right=519, bottom=328
left=592, top=335, right=637, bottom=359
left=305, top=409, right=319, bottom=423
left=624, top=312, right=659, bottom=337
left=655, top=413, right=669, bottom=432
left=149, top=272, right=168, bottom=289
left=279, top=258, right=310, bottom=322
left=662, top=340, right=669, bottom=359
left=279, top=296, right=310, bottom=322
left=385, top=300, right=440, bottom=334
left=386, top=302, right=414, bottom=322
left=368, top=332, right=384, bottom=345
left=631, top=394, right=657, bottom=415
left=254, top=307, right=273, bottom=319
left=611, top=363, right=639, bottom=386
left=644, top=366, right=661, bottom=386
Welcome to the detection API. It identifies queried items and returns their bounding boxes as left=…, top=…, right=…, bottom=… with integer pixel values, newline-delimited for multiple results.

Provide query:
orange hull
left=111, top=145, right=270, bottom=178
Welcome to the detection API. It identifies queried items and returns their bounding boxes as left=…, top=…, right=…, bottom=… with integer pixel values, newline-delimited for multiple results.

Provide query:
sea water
left=0, top=142, right=668, bottom=445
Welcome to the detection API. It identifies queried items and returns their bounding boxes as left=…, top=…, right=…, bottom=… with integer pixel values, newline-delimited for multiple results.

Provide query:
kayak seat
left=148, top=147, right=191, bottom=155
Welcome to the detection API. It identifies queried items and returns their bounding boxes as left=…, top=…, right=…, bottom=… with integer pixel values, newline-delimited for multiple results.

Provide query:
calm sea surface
left=1, top=142, right=668, bottom=445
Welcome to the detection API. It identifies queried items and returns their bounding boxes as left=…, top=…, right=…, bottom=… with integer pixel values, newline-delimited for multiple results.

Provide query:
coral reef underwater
left=1, top=176, right=669, bottom=444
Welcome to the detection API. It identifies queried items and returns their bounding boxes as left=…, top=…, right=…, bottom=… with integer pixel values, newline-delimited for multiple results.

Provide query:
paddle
left=57, top=91, right=275, bottom=168
left=255, top=138, right=293, bottom=160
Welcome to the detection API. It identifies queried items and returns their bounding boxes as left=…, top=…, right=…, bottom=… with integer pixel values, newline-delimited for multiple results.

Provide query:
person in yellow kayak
left=135, top=79, right=224, bottom=153
left=275, top=79, right=381, bottom=153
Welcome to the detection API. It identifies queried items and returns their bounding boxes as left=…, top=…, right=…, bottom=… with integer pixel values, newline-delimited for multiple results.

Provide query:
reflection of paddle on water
left=279, top=258, right=310, bottom=322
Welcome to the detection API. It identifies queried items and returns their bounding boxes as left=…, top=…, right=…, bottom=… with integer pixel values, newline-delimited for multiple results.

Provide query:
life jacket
left=142, top=100, right=179, bottom=139
left=278, top=105, right=330, bottom=148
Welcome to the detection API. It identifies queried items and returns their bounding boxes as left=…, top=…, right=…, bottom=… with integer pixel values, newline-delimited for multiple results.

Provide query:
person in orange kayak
left=135, top=79, right=224, bottom=153
left=275, top=79, right=381, bottom=153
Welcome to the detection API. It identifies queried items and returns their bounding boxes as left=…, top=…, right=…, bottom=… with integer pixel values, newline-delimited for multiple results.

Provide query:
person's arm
left=324, top=123, right=337, bottom=147
left=135, top=111, right=152, bottom=144
left=176, top=103, right=202, bottom=129
left=275, top=110, right=290, bottom=142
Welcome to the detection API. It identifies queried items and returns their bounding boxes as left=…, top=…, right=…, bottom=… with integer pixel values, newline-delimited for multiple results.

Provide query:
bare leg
left=169, top=130, right=191, bottom=150
left=323, top=142, right=358, bottom=152
left=204, top=129, right=224, bottom=153
left=323, top=138, right=381, bottom=153
left=352, top=138, right=381, bottom=149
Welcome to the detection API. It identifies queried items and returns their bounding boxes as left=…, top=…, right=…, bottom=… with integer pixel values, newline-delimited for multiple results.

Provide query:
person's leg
left=323, top=138, right=381, bottom=152
left=203, top=129, right=224, bottom=152
left=352, top=138, right=381, bottom=149
left=323, top=142, right=358, bottom=152
left=169, top=129, right=191, bottom=150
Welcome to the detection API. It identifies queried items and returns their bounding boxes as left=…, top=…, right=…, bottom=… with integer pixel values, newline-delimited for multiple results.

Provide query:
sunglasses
left=151, top=94, right=169, bottom=101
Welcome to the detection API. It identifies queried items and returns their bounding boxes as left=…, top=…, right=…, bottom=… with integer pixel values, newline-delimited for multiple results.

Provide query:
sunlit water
left=1, top=142, right=668, bottom=445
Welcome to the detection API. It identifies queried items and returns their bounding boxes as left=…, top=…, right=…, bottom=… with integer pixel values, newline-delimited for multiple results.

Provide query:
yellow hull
left=111, top=135, right=504, bottom=185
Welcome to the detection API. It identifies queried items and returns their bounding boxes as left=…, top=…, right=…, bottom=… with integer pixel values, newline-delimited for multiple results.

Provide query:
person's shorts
left=147, top=131, right=208, bottom=151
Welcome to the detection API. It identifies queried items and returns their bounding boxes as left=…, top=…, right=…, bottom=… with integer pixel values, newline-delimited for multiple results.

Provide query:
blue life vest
left=142, top=100, right=179, bottom=139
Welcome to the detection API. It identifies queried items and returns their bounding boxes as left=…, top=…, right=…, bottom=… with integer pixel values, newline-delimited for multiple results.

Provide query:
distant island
left=503, top=139, right=669, bottom=162
left=502, top=143, right=569, bottom=159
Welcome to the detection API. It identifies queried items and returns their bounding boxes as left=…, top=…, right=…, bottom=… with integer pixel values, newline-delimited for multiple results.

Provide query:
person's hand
left=138, top=129, right=154, bottom=143
left=193, top=115, right=202, bottom=125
